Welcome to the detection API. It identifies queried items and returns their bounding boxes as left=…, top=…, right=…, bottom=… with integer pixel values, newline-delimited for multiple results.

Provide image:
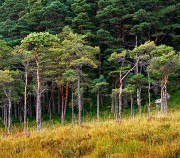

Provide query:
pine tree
left=109, top=50, right=139, bottom=122
left=149, top=44, right=179, bottom=114
left=91, top=75, right=108, bottom=121
left=20, top=32, right=59, bottom=132
left=59, top=27, right=99, bottom=124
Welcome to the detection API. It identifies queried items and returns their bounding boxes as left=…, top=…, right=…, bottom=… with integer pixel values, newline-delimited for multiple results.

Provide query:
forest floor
left=0, top=110, right=179, bottom=158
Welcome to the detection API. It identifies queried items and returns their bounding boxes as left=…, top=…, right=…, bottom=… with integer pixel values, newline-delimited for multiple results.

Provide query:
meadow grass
left=0, top=110, right=179, bottom=158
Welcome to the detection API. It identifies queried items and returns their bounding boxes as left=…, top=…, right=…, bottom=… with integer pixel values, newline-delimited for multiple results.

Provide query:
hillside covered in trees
left=0, top=1, right=179, bottom=155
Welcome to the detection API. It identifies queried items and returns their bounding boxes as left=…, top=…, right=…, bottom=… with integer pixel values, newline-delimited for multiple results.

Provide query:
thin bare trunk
left=118, top=81, right=122, bottom=123
left=161, top=81, right=163, bottom=112
left=64, top=81, right=69, bottom=120
left=130, top=95, right=134, bottom=118
left=148, top=71, right=151, bottom=116
left=34, top=49, right=42, bottom=132
left=97, top=90, right=100, bottom=122
left=135, top=58, right=142, bottom=116
left=58, top=88, right=61, bottom=114
left=118, top=58, right=139, bottom=122
left=8, top=97, right=11, bottom=134
left=36, top=75, right=41, bottom=132
left=135, top=35, right=138, bottom=47
left=161, top=74, right=169, bottom=114
left=137, top=88, right=142, bottom=115
left=72, top=91, right=74, bottom=125
left=3, top=104, right=7, bottom=128
left=24, top=70, right=28, bottom=134
left=61, top=85, right=65, bottom=124
left=77, top=68, right=82, bottom=125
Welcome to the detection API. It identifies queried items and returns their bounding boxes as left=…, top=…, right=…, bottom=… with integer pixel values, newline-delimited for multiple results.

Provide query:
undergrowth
left=0, top=111, right=179, bottom=158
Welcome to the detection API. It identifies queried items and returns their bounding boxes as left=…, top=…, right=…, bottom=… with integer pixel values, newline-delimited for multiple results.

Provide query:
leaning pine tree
left=109, top=51, right=139, bottom=123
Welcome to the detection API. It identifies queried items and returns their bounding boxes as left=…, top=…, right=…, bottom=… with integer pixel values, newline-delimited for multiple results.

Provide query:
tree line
left=0, top=0, right=179, bottom=134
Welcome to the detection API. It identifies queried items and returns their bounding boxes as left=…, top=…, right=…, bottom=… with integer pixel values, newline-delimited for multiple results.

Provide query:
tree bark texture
left=148, top=71, right=151, bottom=116
left=77, top=68, right=82, bottom=125
left=130, top=95, right=134, bottom=118
left=97, top=91, right=100, bottom=122
left=34, top=49, right=42, bottom=132
left=60, top=85, right=65, bottom=124
left=137, top=88, right=142, bottom=115
left=8, top=97, right=11, bottom=134
left=72, top=91, right=74, bottom=125
left=24, top=69, right=28, bottom=134
left=161, top=74, right=169, bottom=114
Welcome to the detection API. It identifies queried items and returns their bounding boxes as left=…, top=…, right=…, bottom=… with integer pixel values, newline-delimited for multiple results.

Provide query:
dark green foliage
left=0, top=0, right=28, bottom=45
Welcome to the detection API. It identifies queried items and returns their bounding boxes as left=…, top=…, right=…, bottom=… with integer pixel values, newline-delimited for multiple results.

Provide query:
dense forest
left=0, top=0, right=179, bottom=135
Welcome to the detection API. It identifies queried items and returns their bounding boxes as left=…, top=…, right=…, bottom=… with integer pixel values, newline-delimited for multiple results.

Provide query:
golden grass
left=0, top=111, right=179, bottom=158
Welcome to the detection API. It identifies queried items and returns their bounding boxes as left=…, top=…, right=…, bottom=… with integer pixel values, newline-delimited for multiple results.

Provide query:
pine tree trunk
left=118, top=82, right=122, bottom=123
left=135, top=59, right=142, bottom=116
left=161, top=75, right=168, bottom=114
left=34, top=49, right=42, bottom=132
left=77, top=68, right=82, bottom=125
left=58, top=88, right=61, bottom=114
left=97, top=90, right=100, bottom=122
left=148, top=71, right=151, bottom=116
left=164, top=88, right=168, bottom=114
left=72, top=91, right=74, bottom=125
left=5, top=105, right=7, bottom=129
left=161, top=86, right=165, bottom=113
left=61, top=85, right=65, bottom=124
left=118, top=69, right=123, bottom=123
left=115, top=95, right=118, bottom=120
left=137, top=88, right=142, bottom=115
left=3, top=104, right=7, bottom=127
left=24, top=70, right=28, bottom=134
left=130, top=95, right=134, bottom=118
left=48, top=91, right=52, bottom=120
left=3, top=105, right=5, bottom=125
left=64, top=81, right=69, bottom=120
left=8, top=97, right=11, bottom=134
left=36, top=60, right=41, bottom=132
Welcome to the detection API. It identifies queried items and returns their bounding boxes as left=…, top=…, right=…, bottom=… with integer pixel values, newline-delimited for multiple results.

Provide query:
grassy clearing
left=0, top=111, right=179, bottom=158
